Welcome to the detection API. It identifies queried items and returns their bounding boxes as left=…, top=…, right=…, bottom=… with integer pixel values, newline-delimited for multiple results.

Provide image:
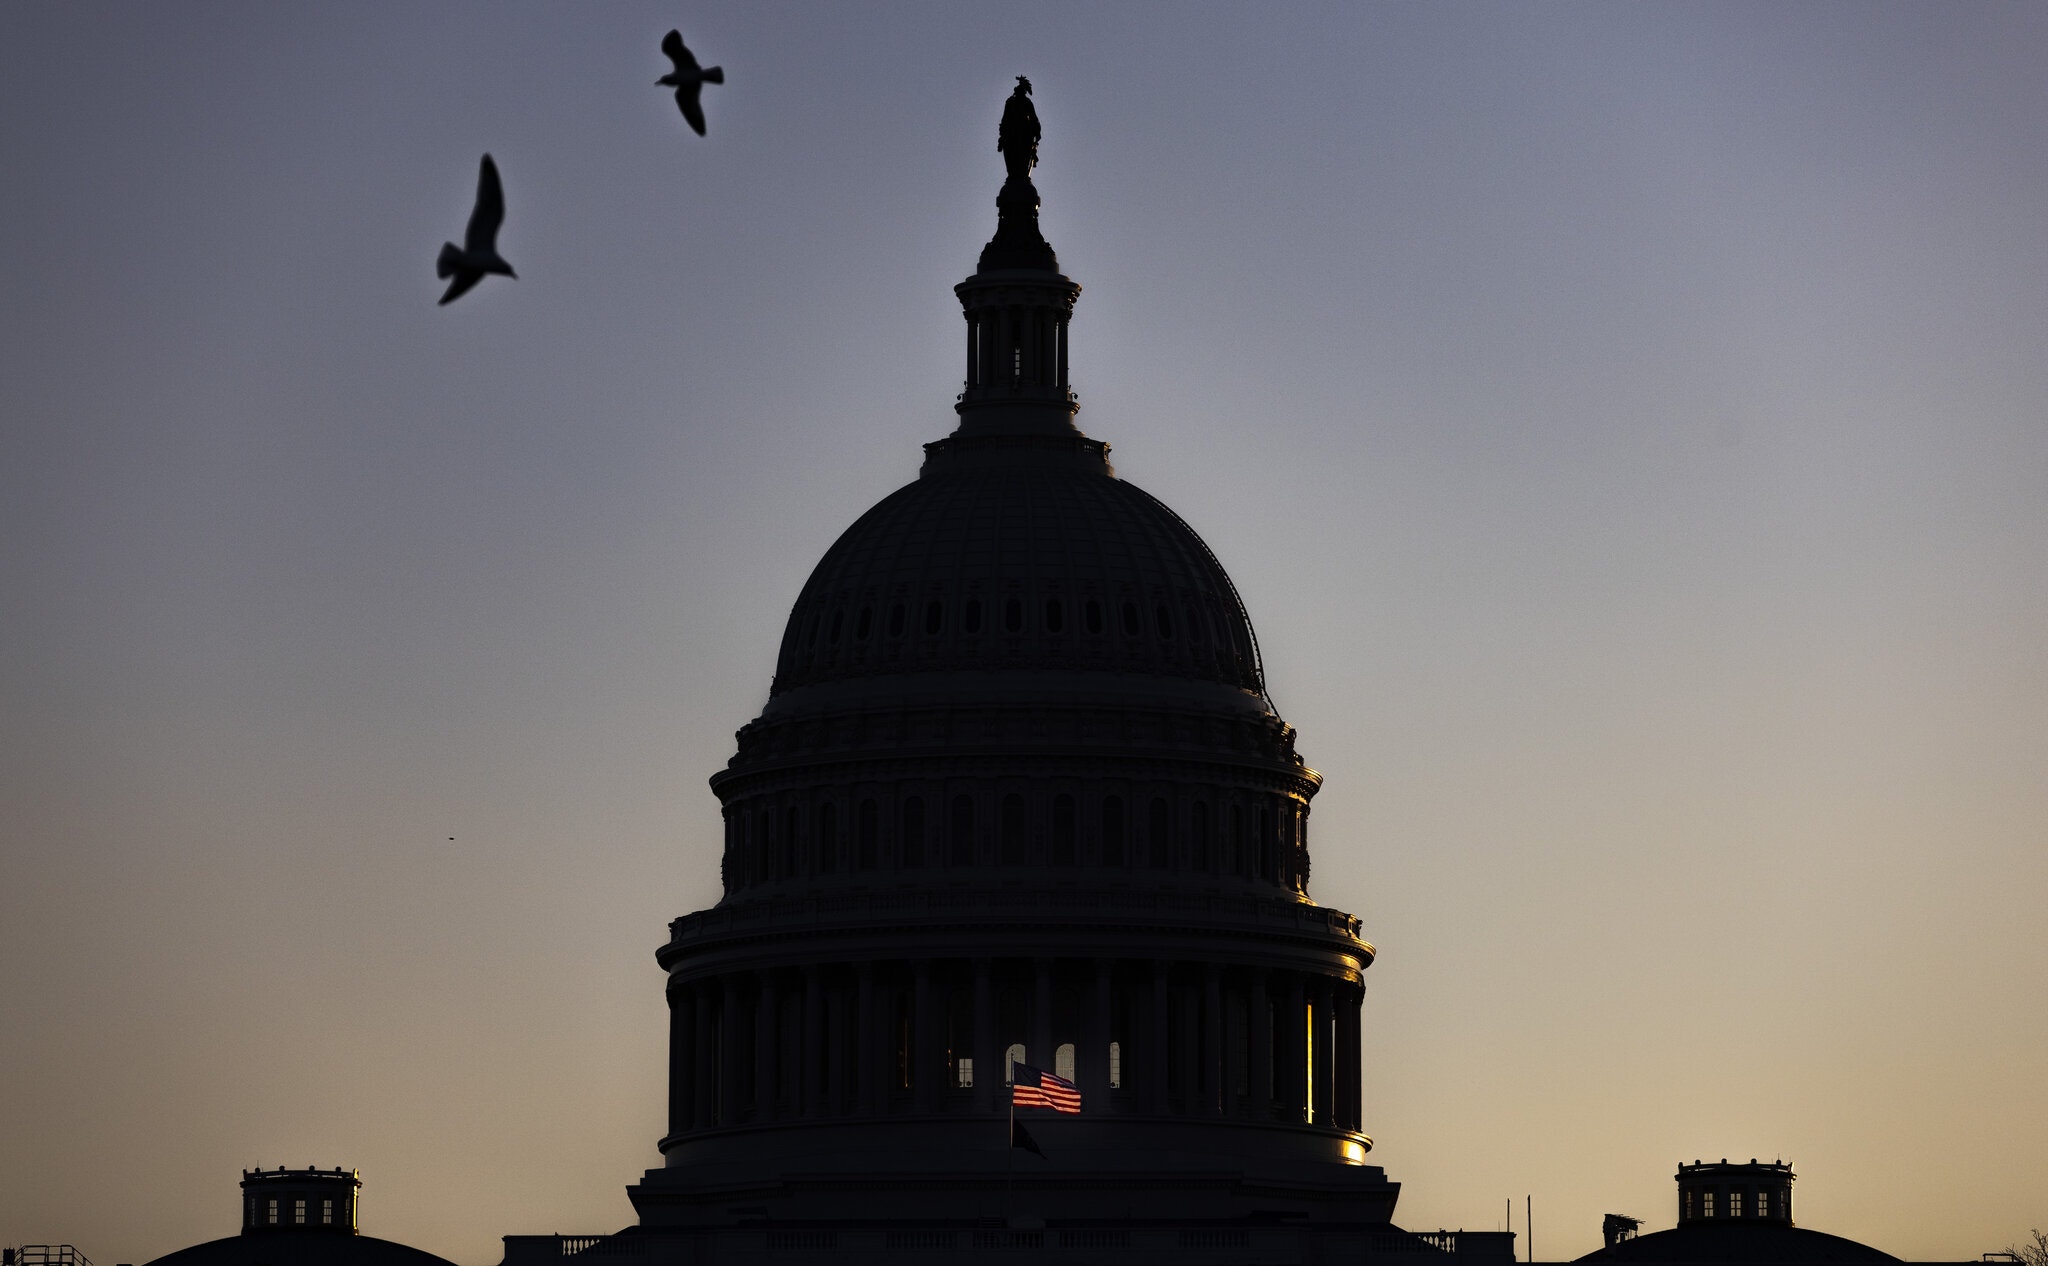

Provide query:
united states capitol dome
left=631, top=81, right=1386, bottom=1264
left=764, top=434, right=1269, bottom=718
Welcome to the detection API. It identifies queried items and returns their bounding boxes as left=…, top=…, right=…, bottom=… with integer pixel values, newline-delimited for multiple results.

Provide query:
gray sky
left=4, top=5, right=2045, bottom=1264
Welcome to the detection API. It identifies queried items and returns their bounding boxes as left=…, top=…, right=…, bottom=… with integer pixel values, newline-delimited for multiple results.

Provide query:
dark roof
left=1577, top=1222, right=1902, bottom=1264
left=766, top=454, right=1268, bottom=712
left=143, top=1235, right=459, bottom=1266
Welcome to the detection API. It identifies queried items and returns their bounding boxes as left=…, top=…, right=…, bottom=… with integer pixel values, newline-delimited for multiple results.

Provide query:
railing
left=500, top=1235, right=644, bottom=1262
left=669, top=887, right=1365, bottom=946
left=13, top=1250, right=94, bottom=1266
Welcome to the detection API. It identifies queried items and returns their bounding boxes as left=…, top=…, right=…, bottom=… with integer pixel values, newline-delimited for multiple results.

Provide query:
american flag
left=1010, top=1064, right=1082, bottom=1114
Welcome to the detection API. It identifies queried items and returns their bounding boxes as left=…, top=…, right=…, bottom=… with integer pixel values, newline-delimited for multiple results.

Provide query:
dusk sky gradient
left=4, top=5, right=2046, bottom=1265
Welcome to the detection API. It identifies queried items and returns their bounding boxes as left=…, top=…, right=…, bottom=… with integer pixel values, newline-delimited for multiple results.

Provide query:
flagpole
left=1005, top=1083, right=1015, bottom=1228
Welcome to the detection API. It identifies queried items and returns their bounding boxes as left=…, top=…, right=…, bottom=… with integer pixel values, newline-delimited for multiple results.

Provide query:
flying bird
left=435, top=153, right=515, bottom=305
left=657, top=29, right=723, bottom=136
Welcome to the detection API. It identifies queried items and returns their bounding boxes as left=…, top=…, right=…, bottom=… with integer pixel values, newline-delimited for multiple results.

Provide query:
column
left=914, top=959, right=936, bottom=1113
left=1283, top=974, right=1307, bottom=1122
left=856, top=962, right=876, bottom=1115
left=693, top=985, right=714, bottom=1129
left=1203, top=966, right=1225, bottom=1116
left=717, top=976, right=742, bottom=1127
left=669, top=984, right=693, bottom=1137
left=1032, top=959, right=1053, bottom=1075
left=1344, top=983, right=1364, bottom=1131
left=1150, top=961, right=1171, bottom=1114
left=1249, top=972, right=1271, bottom=1120
left=1310, top=978, right=1334, bottom=1127
left=973, top=958, right=996, bottom=1114
left=1086, top=959, right=1112, bottom=1108
left=804, top=965, right=824, bottom=1119
left=755, top=973, right=780, bottom=1121
left=827, top=979, right=849, bottom=1115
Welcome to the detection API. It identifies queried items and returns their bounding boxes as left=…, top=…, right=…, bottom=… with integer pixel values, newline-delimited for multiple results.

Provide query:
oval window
left=1045, top=599, right=1064, bottom=633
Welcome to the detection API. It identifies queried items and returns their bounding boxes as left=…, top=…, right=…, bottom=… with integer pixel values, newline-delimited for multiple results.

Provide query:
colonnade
left=664, top=956, right=1363, bottom=1143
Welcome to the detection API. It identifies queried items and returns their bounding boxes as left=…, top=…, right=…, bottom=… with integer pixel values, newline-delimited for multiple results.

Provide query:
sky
left=3, top=4, right=2045, bottom=1264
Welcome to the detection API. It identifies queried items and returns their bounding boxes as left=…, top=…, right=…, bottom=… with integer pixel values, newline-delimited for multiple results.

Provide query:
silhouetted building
left=499, top=84, right=1513, bottom=1266
left=1575, top=1161, right=1977, bottom=1266
left=143, top=1168, right=454, bottom=1266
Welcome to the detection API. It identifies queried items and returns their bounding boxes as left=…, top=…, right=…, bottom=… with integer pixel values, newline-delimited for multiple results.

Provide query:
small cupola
left=239, top=1166, right=361, bottom=1235
left=1676, top=1158, right=1795, bottom=1226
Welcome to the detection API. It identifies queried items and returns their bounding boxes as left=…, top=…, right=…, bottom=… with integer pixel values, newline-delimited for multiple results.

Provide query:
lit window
left=1703, top=1191, right=1715, bottom=1218
left=1004, top=1043, right=1027, bottom=1083
left=1109, top=1041, right=1122, bottom=1089
left=294, top=1198, right=305, bottom=1224
left=268, top=1198, right=278, bottom=1225
left=322, top=1199, right=333, bottom=1225
left=956, top=1056, right=974, bottom=1089
left=1729, top=1190, right=1741, bottom=1218
left=1055, top=1043, right=1075, bottom=1082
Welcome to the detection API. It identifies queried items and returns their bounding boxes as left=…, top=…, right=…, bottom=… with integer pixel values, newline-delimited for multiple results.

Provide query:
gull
left=436, top=154, right=515, bottom=305
left=657, top=29, right=723, bottom=136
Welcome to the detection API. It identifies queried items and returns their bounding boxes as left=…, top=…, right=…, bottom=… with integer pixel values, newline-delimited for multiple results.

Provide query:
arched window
left=1004, top=1043, right=1028, bottom=1084
left=1192, top=801, right=1212, bottom=872
left=817, top=802, right=838, bottom=873
left=1101, top=796, right=1126, bottom=866
left=951, top=795, right=976, bottom=866
left=857, top=798, right=878, bottom=870
left=1229, top=805, right=1245, bottom=875
left=1051, top=794, right=1076, bottom=865
left=1149, top=797, right=1170, bottom=868
left=1108, top=1040, right=1122, bottom=1089
left=1055, top=1042, right=1076, bottom=1082
left=902, top=796, right=926, bottom=868
left=784, top=806, right=801, bottom=878
left=1000, top=794, right=1026, bottom=865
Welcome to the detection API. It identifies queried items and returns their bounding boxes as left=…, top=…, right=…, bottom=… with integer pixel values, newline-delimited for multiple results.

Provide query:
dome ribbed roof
left=767, top=438, right=1266, bottom=709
